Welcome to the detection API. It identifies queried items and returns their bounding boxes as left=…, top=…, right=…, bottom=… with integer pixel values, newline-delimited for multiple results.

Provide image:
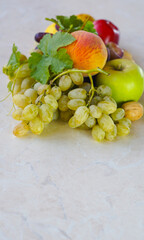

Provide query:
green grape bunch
left=6, top=63, right=132, bottom=141
left=3, top=42, right=133, bottom=142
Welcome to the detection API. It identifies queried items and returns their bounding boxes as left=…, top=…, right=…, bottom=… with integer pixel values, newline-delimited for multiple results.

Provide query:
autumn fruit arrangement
left=2, top=14, right=144, bottom=142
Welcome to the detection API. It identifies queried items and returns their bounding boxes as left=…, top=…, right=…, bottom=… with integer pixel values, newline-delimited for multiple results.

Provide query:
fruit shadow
left=37, top=119, right=92, bottom=141
left=38, top=120, right=66, bottom=138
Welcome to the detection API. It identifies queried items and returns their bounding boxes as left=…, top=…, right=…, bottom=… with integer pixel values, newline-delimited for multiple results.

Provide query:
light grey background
left=0, top=0, right=144, bottom=239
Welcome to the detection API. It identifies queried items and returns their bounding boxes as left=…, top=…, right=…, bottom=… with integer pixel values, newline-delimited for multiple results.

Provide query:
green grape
left=13, top=94, right=31, bottom=108
left=119, top=118, right=131, bottom=128
left=58, top=95, right=69, bottom=112
left=34, top=82, right=42, bottom=91
left=116, top=123, right=130, bottom=136
left=67, top=99, right=86, bottom=110
left=69, top=71, right=83, bottom=85
left=22, top=104, right=39, bottom=121
left=89, top=105, right=102, bottom=118
left=37, top=84, right=49, bottom=95
left=105, top=124, right=117, bottom=141
left=44, top=94, right=58, bottom=111
left=12, top=108, right=23, bottom=121
left=91, top=95, right=103, bottom=105
left=16, top=63, right=31, bottom=78
left=21, top=77, right=34, bottom=90
left=35, top=94, right=45, bottom=105
left=13, top=84, right=21, bottom=95
left=103, top=96, right=117, bottom=105
left=79, top=82, right=91, bottom=92
left=39, top=104, right=53, bottom=123
left=68, top=88, right=87, bottom=100
left=111, top=108, right=125, bottom=121
left=97, top=85, right=112, bottom=97
left=85, top=116, right=96, bottom=128
left=59, top=75, right=72, bottom=91
left=24, top=88, right=37, bottom=104
left=15, top=78, right=23, bottom=85
left=97, top=100, right=117, bottom=114
left=98, top=114, right=115, bottom=132
left=50, top=86, right=62, bottom=100
left=45, top=85, right=51, bottom=95
left=19, top=54, right=27, bottom=62
left=79, top=123, right=90, bottom=130
left=53, top=109, right=59, bottom=120
left=13, top=121, right=29, bottom=137
left=20, top=89, right=25, bottom=94
left=68, top=116, right=79, bottom=128
left=92, top=125, right=105, bottom=142
left=29, top=117, right=44, bottom=135
left=60, top=110, right=73, bottom=122
left=74, top=106, right=89, bottom=126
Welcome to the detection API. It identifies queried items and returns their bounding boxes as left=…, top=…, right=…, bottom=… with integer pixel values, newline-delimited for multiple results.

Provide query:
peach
left=65, top=30, right=107, bottom=75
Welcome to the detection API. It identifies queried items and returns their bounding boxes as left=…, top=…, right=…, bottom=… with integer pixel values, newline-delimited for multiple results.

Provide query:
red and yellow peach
left=65, top=30, right=107, bottom=75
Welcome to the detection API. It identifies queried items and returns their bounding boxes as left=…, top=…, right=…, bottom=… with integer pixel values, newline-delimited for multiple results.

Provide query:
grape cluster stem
left=0, top=93, right=11, bottom=102
left=50, top=67, right=108, bottom=107
left=50, top=67, right=108, bottom=85
left=87, top=74, right=96, bottom=106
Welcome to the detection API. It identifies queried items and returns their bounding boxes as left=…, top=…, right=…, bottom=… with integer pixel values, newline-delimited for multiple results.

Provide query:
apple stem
left=50, top=67, right=108, bottom=85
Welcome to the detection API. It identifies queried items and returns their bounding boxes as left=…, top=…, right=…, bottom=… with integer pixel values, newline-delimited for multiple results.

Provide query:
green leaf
left=45, top=17, right=59, bottom=25
left=38, top=34, right=51, bottom=55
left=45, top=15, right=83, bottom=33
left=7, top=81, right=13, bottom=92
left=83, top=21, right=98, bottom=35
left=50, top=48, right=74, bottom=74
left=56, top=15, right=83, bottom=32
left=28, top=52, right=43, bottom=71
left=3, top=44, right=21, bottom=78
left=31, top=56, right=51, bottom=84
left=38, top=31, right=75, bottom=55
left=29, top=54, right=51, bottom=84
left=28, top=32, right=75, bottom=84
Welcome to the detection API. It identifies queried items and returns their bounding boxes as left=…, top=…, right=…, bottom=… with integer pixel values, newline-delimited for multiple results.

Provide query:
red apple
left=93, top=19, right=120, bottom=44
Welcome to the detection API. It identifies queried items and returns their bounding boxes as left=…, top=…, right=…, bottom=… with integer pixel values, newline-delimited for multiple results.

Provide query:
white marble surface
left=0, top=0, right=144, bottom=239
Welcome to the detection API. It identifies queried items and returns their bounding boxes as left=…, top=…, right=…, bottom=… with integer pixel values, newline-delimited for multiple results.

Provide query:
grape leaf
left=28, top=32, right=76, bottom=84
left=29, top=53, right=51, bottom=84
left=7, top=81, right=13, bottom=92
left=45, top=15, right=83, bottom=33
left=49, top=48, right=74, bottom=74
left=45, top=17, right=58, bottom=25
left=28, top=52, right=43, bottom=71
left=83, top=21, right=98, bottom=35
left=38, top=31, right=75, bottom=55
left=3, top=44, right=21, bottom=78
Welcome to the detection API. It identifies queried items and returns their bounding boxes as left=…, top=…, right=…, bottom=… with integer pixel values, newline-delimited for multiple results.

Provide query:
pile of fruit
left=2, top=14, right=144, bottom=142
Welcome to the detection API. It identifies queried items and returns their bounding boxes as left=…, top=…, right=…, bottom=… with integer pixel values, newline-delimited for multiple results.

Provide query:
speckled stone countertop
left=0, top=0, right=144, bottom=239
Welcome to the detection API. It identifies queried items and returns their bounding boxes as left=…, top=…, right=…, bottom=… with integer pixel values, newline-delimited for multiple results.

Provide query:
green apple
left=95, top=59, right=144, bottom=104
